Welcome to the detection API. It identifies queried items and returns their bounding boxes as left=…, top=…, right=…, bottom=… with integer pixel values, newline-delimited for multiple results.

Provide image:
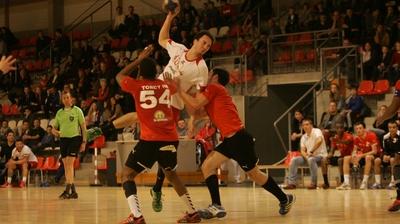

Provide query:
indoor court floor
left=1, top=186, right=399, bottom=224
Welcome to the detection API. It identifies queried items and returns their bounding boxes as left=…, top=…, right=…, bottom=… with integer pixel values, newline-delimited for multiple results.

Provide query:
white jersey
left=11, top=145, right=38, bottom=163
left=159, top=39, right=208, bottom=110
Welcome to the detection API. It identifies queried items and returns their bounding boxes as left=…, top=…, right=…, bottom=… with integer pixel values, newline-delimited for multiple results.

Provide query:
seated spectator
left=1, top=137, right=37, bottom=188
left=220, top=0, right=234, bottom=26
left=284, top=118, right=328, bottom=189
left=32, top=86, right=46, bottom=113
left=376, top=45, right=392, bottom=79
left=34, top=125, right=56, bottom=156
left=329, top=10, right=343, bottom=35
left=312, top=14, right=331, bottom=31
left=298, top=3, right=313, bottom=30
left=23, top=119, right=45, bottom=150
left=52, top=29, right=71, bottom=63
left=92, top=79, right=109, bottom=105
left=48, top=66, right=64, bottom=91
left=96, top=36, right=111, bottom=53
left=19, top=86, right=36, bottom=111
left=290, top=110, right=304, bottom=151
left=0, top=130, right=15, bottom=184
left=329, top=83, right=346, bottom=111
left=17, top=120, right=30, bottom=138
left=374, top=24, right=390, bottom=47
left=344, top=86, right=364, bottom=128
left=319, top=101, right=346, bottom=145
left=108, top=96, right=123, bottom=121
left=260, top=18, right=281, bottom=38
left=328, top=122, right=354, bottom=185
left=337, top=122, right=379, bottom=190
left=22, top=108, right=34, bottom=126
left=85, top=102, right=101, bottom=128
left=389, top=41, right=400, bottom=85
left=343, top=8, right=362, bottom=43
left=0, top=120, right=11, bottom=143
left=177, top=119, right=188, bottom=137
left=371, top=105, right=394, bottom=142
left=44, top=85, right=61, bottom=116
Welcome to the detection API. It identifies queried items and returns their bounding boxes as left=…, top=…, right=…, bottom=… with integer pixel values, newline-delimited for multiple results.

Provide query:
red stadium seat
left=294, top=50, right=305, bottom=62
left=373, top=79, right=390, bottom=94
left=395, top=80, right=400, bottom=90
left=222, top=40, right=233, bottom=53
left=33, top=60, right=43, bottom=71
left=24, top=61, right=34, bottom=71
left=211, top=41, right=223, bottom=54
left=42, top=58, right=51, bottom=69
left=18, top=49, right=28, bottom=58
left=275, top=51, right=292, bottom=64
left=28, top=36, right=37, bottom=46
left=229, top=25, right=240, bottom=37
left=238, top=41, right=252, bottom=54
left=305, top=50, right=316, bottom=62
left=10, top=104, right=20, bottom=115
left=48, top=157, right=60, bottom=171
left=2, top=104, right=11, bottom=115
left=111, top=39, right=120, bottom=49
left=80, top=30, right=91, bottom=40
left=357, top=80, right=374, bottom=95
left=119, top=37, right=130, bottom=49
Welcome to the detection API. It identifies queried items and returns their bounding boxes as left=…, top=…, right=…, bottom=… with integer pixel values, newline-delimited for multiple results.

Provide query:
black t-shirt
left=383, top=134, right=400, bottom=155
left=0, top=142, right=15, bottom=162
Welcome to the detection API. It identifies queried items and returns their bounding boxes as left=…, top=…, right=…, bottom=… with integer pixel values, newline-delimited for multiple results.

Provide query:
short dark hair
left=193, top=30, right=214, bottom=44
left=212, top=68, right=230, bottom=86
left=388, top=120, right=398, bottom=127
left=15, top=136, right=23, bottom=142
left=354, top=121, right=366, bottom=128
left=294, top=109, right=303, bottom=114
left=5, top=129, right=14, bottom=136
left=302, top=118, right=314, bottom=126
left=139, top=58, right=158, bottom=80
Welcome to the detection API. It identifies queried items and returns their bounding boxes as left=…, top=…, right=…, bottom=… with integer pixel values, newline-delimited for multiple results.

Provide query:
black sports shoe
left=69, top=192, right=78, bottom=199
left=59, top=191, right=70, bottom=199
left=279, top=194, right=295, bottom=215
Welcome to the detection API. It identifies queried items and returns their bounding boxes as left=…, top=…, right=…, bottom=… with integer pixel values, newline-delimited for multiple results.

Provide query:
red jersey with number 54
left=120, top=76, right=178, bottom=141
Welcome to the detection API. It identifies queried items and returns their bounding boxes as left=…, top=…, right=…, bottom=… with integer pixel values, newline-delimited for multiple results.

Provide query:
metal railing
left=273, top=45, right=360, bottom=153
left=267, top=29, right=343, bottom=74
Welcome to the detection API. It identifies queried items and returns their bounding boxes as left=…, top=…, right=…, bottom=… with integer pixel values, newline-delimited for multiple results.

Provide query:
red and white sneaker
left=388, top=199, right=400, bottom=212
left=177, top=212, right=201, bottom=223
left=0, top=182, right=10, bottom=188
left=119, top=214, right=146, bottom=224
left=19, top=181, right=26, bottom=188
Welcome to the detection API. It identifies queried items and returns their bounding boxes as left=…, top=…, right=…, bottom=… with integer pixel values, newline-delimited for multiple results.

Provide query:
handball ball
left=162, top=0, right=180, bottom=13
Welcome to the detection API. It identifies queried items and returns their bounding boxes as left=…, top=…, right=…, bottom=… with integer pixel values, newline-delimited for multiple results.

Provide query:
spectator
left=0, top=120, right=11, bottom=143
left=109, top=6, right=126, bottom=38
left=290, top=110, right=304, bottom=151
left=195, top=119, right=217, bottom=155
left=182, top=0, right=198, bottom=21
left=319, top=101, right=346, bottom=146
left=19, top=68, right=31, bottom=89
left=23, top=119, right=45, bottom=150
left=329, top=83, right=346, bottom=111
left=44, top=85, right=61, bottom=116
left=337, top=122, right=380, bottom=190
left=312, top=14, right=331, bottom=31
left=36, top=31, right=51, bottom=58
left=371, top=105, right=394, bottom=142
left=260, top=18, right=281, bottom=37
left=220, top=0, right=234, bottom=26
left=343, top=8, right=362, bottom=43
left=365, top=9, right=383, bottom=36
left=376, top=45, right=392, bottom=79
left=19, top=86, right=36, bottom=111
left=96, top=36, right=111, bottom=53
left=360, top=41, right=379, bottom=81
left=374, top=24, right=390, bottom=47
left=0, top=130, right=16, bottom=168
left=177, top=119, right=188, bottom=137
left=328, top=122, right=354, bottom=185
left=92, top=78, right=109, bottom=105
left=285, top=7, right=300, bottom=33
left=32, top=86, right=46, bottom=113
left=389, top=41, right=400, bottom=85
left=22, top=108, right=34, bottom=126
left=108, top=96, right=123, bottom=121
left=39, top=73, right=48, bottom=89
left=125, top=5, right=140, bottom=37
left=85, top=102, right=101, bottom=128
left=80, top=40, right=94, bottom=69
left=390, top=20, right=400, bottom=46
left=1, top=137, right=37, bottom=188
left=344, top=86, right=364, bottom=128
left=48, top=66, right=64, bottom=91
left=204, top=1, right=220, bottom=28
left=17, top=120, right=30, bottom=138
left=53, top=29, right=71, bottom=62
left=34, top=125, right=56, bottom=155
left=299, top=3, right=313, bottom=30
left=329, top=10, right=343, bottom=35
left=284, top=118, right=328, bottom=189
left=384, top=6, right=396, bottom=33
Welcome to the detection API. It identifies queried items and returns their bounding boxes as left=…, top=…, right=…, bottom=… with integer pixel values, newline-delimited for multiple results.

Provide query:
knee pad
left=122, top=180, right=137, bottom=198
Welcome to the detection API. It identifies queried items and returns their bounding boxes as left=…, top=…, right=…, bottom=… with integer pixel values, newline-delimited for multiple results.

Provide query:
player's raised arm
left=158, top=7, right=180, bottom=49
left=116, top=45, right=154, bottom=85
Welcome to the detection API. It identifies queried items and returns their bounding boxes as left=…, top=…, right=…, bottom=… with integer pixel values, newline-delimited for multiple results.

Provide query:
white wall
left=9, top=1, right=48, bottom=32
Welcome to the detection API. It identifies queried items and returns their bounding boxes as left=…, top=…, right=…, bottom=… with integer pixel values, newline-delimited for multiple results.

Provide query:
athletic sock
left=262, top=176, right=287, bottom=203
left=362, top=175, right=369, bottom=183
left=22, top=177, right=27, bottom=183
left=153, top=168, right=165, bottom=192
left=323, top=174, right=329, bottom=186
left=205, top=175, right=221, bottom=206
left=7, top=177, right=11, bottom=184
left=71, top=183, right=76, bottom=193
left=180, top=193, right=196, bottom=214
left=127, top=195, right=143, bottom=218
left=375, top=175, right=381, bottom=184
left=391, top=175, right=395, bottom=183
left=343, top=175, right=350, bottom=185
left=340, top=175, right=344, bottom=183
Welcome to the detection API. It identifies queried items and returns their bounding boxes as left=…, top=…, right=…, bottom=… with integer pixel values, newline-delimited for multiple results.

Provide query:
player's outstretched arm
left=376, top=96, right=400, bottom=127
left=179, top=90, right=208, bottom=111
left=112, top=112, right=138, bottom=129
left=0, top=55, right=16, bottom=74
left=115, top=45, right=154, bottom=85
left=158, top=7, right=180, bottom=49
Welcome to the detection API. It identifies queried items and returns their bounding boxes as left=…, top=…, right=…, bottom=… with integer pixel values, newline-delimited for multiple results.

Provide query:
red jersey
left=120, top=77, right=178, bottom=141
left=354, top=131, right=380, bottom=154
left=202, top=84, right=243, bottom=138
left=331, top=132, right=354, bottom=157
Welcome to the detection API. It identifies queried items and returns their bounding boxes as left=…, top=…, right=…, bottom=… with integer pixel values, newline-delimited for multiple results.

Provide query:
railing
left=267, top=29, right=342, bottom=74
left=273, top=45, right=361, bottom=153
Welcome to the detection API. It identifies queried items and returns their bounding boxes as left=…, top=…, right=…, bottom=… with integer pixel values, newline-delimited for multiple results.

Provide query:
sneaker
left=307, top=184, right=317, bottom=190
left=321, top=183, right=330, bottom=189
left=388, top=200, right=400, bottom=212
left=336, top=183, right=351, bottom=190
left=279, top=194, right=295, bottom=215
left=177, top=212, right=201, bottom=223
left=69, top=192, right=78, bottom=199
left=0, top=182, right=11, bottom=188
left=150, top=189, right=162, bottom=212
left=19, top=181, right=26, bottom=188
left=119, top=214, right=146, bottom=224
left=387, top=182, right=396, bottom=189
left=59, top=191, right=70, bottom=199
left=359, top=182, right=368, bottom=190
left=198, top=204, right=227, bottom=219
left=371, top=183, right=382, bottom=189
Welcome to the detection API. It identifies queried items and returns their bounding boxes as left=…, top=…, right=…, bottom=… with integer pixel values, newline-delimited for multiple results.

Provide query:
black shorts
left=329, top=156, right=343, bottom=166
left=215, top=129, right=258, bottom=172
left=60, top=136, right=82, bottom=158
left=125, top=140, right=179, bottom=173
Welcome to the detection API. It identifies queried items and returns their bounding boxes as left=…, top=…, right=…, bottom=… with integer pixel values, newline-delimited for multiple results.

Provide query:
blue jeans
left=288, top=155, right=323, bottom=185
